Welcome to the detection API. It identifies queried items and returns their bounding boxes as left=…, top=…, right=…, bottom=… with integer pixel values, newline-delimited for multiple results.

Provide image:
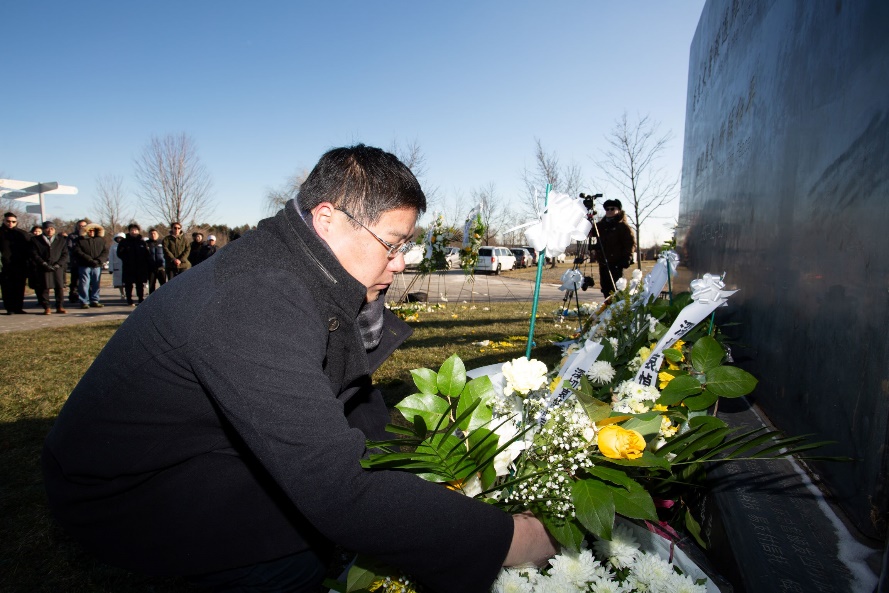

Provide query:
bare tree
left=93, top=174, right=132, bottom=236
left=391, top=138, right=440, bottom=208
left=597, top=113, right=678, bottom=268
left=134, top=133, right=214, bottom=227
left=521, top=138, right=584, bottom=217
left=265, top=168, right=309, bottom=215
left=472, top=182, right=506, bottom=245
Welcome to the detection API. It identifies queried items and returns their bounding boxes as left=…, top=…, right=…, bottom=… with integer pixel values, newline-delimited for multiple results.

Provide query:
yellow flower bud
left=597, top=425, right=646, bottom=460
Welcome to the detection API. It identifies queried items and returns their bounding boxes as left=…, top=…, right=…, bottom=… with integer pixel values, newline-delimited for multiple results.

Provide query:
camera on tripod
left=579, top=192, right=603, bottom=213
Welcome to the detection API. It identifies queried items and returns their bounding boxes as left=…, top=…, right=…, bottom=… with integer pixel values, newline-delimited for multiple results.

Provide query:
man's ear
left=310, top=202, right=336, bottom=239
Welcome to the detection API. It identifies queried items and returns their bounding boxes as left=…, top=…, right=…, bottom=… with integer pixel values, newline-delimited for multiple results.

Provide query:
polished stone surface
left=678, top=0, right=889, bottom=541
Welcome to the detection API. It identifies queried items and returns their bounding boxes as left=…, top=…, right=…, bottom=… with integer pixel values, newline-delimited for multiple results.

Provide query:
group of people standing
left=0, top=213, right=218, bottom=315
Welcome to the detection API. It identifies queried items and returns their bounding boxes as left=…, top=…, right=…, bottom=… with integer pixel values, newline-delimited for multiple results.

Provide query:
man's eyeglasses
left=337, top=209, right=413, bottom=258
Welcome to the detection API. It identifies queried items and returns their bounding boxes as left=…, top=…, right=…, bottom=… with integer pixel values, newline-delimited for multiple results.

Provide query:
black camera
left=579, top=192, right=603, bottom=212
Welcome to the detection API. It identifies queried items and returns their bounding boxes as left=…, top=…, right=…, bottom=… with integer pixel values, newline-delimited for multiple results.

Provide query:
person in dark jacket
left=0, top=212, right=32, bottom=314
left=593, top=199, right=636, bottom=298
left=116, top=224, right=152, bottom=306
left=145, top=228, right=166, bottom=294
left=187, top=232, right=205, bottom=267
left=66, top=219, right=87, bottom=303
left=162, top=222, right=190, bottom=280
left=73, top=223, right=109, bottom=308
left=42, top=144, right=556, bottom=593
left=31, top=220, right=69, bottom=314
left=198, top=234, right=218, bottom=262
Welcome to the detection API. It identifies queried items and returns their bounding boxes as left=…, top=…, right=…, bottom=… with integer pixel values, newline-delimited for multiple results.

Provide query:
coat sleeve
left=190, top=272, right=513, bottom=593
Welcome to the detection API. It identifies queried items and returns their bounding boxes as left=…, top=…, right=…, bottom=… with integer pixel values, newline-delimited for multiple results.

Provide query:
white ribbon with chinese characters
left=641, top=250, right=680, bottom=302
left=632, top=274, right=736, bottom=388
left=550, top=339, right=605, bottom=406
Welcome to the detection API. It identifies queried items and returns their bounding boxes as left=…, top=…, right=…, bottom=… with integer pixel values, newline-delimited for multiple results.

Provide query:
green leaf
left=672, top=426, right=732, bottom=462
left=663, top=347, right=683, bottom=363
left=608, top=479, right=658, bottom=520
left=597, top=451, right=671, bottom=470
left=456, top=385, right=493, bottom=433
left=409, top=368, right=438, bottom=395
left=691, top=336, right=724, bottom=372
left=395, top=393, right=449, bottom=426
left=322, top=578, right=347, bottom=593
left=704, top=365, right=758, bottom=398
left=412, top=414, right=428, bottom=440
left=622, top=414, right=663, bottom=441
left=572, top=479, right=615, bottom=539
left=437, top=354, right=467, bottom=398
left=346, top=555, right=391, bottom=592
left=657, top=375, right=703, bottom=405
left=541, top=515, right=586, bottom=551
left=572, top=385, right=613, bottom=422
left=683, top=390, right=719, bottom=411
left=599, top=338, right=616, bottom=362
left=465, top=375, right=497, bottom=405
left=685, top=510, right=707, bottom=549
left=587, top=466, right=635, bottom=490
left=649, top=298, right=671, bottom=320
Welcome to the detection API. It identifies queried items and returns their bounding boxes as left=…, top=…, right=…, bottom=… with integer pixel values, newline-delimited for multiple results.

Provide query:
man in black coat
left=31, top=220, right=69, bottom=314
left=0, top=211, right=31, bottom=314
left=72, top=224, right=109, bottom=308
left=145, top=228, right=166, bottom=294
left=43, top=145, right=556, bottom=593
left=116, top=223, right=152, bottom=305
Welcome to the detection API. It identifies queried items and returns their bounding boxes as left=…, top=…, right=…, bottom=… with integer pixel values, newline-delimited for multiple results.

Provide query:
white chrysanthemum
left=589, top=576, right=624, bottom=593
left=586, top=360, right=616, bottom=385
left=592, top=524, right=640, bottom=569
left=533, top=574, right=576, bottom=593
left=548, top=547, right=601, bottom=587
left=663, top=571, right=708, bottom=593
left=615, top=278, right=628, bottom=291
left=626, top=552, right=673, bottom=592
left=502, top=357, right=549, bottom=396
left=492, top=568, right=534, bottom=593
left=608, top=337, right=619, bottom=352
left=632, top=268, right=643, bottom=281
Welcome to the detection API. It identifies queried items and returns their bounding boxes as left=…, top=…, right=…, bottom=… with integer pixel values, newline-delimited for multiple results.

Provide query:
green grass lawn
left=0, top=301, right=571, bottom=592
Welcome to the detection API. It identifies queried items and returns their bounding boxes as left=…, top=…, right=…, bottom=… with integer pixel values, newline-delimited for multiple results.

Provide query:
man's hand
left=173, top=258, right=181, bottom=266
left=504, top=511, right=559, bottom=568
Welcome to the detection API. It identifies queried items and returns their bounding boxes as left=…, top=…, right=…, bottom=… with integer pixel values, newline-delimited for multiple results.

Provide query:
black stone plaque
left=678, top=0, right=889, bottom=541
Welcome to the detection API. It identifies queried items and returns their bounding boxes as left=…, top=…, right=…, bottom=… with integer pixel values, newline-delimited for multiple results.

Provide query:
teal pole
left=525, top=184, right=551, bottom=359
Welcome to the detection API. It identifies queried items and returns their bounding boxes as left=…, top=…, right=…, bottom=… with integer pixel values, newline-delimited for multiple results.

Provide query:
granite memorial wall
left=678, top=0, right=889, bottom=541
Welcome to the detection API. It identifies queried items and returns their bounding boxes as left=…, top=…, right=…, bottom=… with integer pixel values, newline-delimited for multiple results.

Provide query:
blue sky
left=2, top=1, right=705, bottom=245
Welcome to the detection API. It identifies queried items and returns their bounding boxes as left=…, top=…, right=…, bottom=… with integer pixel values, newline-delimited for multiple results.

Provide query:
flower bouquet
left=460, top=213, right=486, bottom=276
left=333, top=255, right=833, bottom=593
left=417, top=214, right=452, bottom=274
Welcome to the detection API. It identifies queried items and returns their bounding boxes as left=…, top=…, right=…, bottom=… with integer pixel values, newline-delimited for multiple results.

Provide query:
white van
left=476, top=247, right=516, bottom=274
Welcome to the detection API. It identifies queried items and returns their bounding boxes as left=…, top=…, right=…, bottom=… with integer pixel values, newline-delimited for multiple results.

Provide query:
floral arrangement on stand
left=330, top=253, right=833, bottom=593
left=417, top=214, right=452, bottom=275
left=460, top=213, right=486, bottom=277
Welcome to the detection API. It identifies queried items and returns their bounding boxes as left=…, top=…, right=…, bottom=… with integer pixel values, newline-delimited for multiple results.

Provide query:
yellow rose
left=597, top=425, right=646, bottom=460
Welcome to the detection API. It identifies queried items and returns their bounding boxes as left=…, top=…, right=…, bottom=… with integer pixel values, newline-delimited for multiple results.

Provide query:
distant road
left=387, top=270, right=604, bottom=304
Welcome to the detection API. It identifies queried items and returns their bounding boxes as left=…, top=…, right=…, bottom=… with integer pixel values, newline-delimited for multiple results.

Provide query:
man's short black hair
left=128, top=224, right=141, bottom=231
left=297, top=144, right=426, bottom=225
left=3, top=212, right=15, bottom=219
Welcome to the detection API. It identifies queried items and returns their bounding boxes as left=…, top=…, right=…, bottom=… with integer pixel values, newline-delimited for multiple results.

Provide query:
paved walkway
left=1, top=271, right=604, bottom=334
left=0, top=285, right=136, bottom=333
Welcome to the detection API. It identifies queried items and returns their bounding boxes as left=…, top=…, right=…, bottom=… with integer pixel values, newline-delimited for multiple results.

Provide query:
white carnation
left=632, top=268, right=643, bottom=281
left=502, top=357, right=548, bottom=396
left=615, top=278, right=628, bottom=291
left=586, top=361, right=616, bottom=385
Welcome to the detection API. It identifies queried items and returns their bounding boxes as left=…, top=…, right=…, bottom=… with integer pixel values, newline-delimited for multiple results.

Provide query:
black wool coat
left=116, top=236, right=153, bottom=283
left=31, top=234, right=69, bottom=272
left=43, top=201, right=513, bottom=593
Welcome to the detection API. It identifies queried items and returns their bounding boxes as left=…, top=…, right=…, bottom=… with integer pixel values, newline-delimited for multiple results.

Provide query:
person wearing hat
left=116, top=224, right=152, bottom=306
left=198, top=234, right=217, bottom=262
left=30, top=221, right=69, bottom=314
left=593, top=198, right=636, bottom=298
left=73, top=223, right=109, bottom=308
